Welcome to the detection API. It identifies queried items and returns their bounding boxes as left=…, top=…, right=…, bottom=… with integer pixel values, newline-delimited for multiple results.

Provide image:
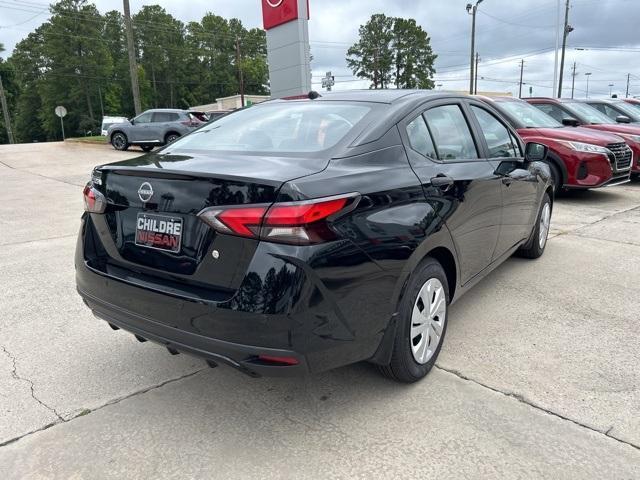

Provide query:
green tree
left=392, top=18, right=437, bottom=89
left=346, top=14, right=394, bottom=89
left=347, top=14, right=437, bottom=89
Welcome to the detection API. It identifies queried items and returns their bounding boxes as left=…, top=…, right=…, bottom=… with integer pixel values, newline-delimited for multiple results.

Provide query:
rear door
left=402, top=100, right=503, bottom=284
left=467, top=101, right=539, bottom=258
left=151, top=112, right=179, bottom=142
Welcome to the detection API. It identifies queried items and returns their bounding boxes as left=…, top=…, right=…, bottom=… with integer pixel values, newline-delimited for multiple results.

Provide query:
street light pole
left=585, top=72, right=592, bottom=98
left=467, top=1, right=484, bottom=95
left=609, top=83, right=614, bottom=97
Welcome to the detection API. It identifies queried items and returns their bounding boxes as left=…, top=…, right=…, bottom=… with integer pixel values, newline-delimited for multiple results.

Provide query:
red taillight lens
left=83, top=183, right=106, bottom=213
left=198, top=193, right=359, bottom=245
left=257, top=355, right=300, bottom=366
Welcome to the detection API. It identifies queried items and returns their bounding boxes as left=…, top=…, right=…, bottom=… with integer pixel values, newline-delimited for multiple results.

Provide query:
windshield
left=611, top=102, right=640, bottom=120
left=168, top=102, right=372, bottom=153
left=497, top=100, right=562, bottom=128
left=564, top=102, right=615, bottom=124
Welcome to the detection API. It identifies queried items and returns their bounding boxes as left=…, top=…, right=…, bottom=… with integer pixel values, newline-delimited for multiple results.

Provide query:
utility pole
left=571, top=62, right=577, bottom=99
left=626, top=73, right=631, bottom=98
left=557, top=0, right=572, bottom=98
left=235, top=37, right=245, bottom=108
left=98, top=85, right=105, bottom=118
left=518, top=59, right=525, bottom=98
left=474, top=52, right=480, bottom=94
left=123, top=0, right=141, bottom=115
left=0, top=72, right=15, bottom=144
left=553, top=0, right=561, bottom=97
left=467, top=1, right=484, bottom=95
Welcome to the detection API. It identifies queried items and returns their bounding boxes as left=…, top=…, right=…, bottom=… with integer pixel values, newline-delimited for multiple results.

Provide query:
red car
left=477, top=96, right=631, bottom=190
left=526, top=97, right=640, bottom=178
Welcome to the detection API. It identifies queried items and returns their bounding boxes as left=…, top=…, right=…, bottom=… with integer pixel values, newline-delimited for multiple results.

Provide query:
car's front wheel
left=379, top=257, right=449, bottom=383
left=518, top=193, right=552, bottom=259
left=111, top=132, right=129, bottom=151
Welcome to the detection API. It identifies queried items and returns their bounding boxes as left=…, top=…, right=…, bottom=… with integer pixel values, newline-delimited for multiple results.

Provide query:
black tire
left=631, top=173, right=640, bottom=182
left=379, top=257, right=449, bottom=383
left=545, top=160, right=562, bottom=195
left=517, top=193, right=552, bottom=259
left=165, top=133, right=180, bottom=144
left=141, top=145, right=154, bottom=152
left=111, top=132, right=129, bottom=151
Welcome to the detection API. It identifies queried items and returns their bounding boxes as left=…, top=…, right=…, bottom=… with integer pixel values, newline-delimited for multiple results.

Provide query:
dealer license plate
left=135, top=213, right=183, bottom=253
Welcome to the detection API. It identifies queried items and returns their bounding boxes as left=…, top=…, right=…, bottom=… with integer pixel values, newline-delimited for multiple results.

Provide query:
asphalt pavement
left=0, top=142, right=638, bottom=479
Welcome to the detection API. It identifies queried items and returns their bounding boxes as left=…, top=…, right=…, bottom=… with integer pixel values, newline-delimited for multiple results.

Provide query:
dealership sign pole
left=261, top=0, right=311, bottom=98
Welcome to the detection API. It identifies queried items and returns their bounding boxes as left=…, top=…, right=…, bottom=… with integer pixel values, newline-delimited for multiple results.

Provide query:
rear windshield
left=496, top=100, right=562, bottom=128
left=169, top=102, right=372, bottom=153
left=564, top=102, right=614, bottom=124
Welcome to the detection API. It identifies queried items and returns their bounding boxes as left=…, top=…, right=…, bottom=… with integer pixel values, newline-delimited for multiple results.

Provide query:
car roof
left=270, top=89, right=463, bottom=105
left=144, top=108, right=187, bottom=113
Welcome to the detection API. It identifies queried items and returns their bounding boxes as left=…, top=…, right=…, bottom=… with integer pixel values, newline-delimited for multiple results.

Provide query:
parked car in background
left=205, top=110, right=233, bottom=122
left=582, top=99, right=640, bottom=123
left=526, top=98, right=640, bottom=178
left=77, top=90, right=553, bottom=383
left=623, top=98, right=640, bottom=110
left=101, top=116, right=129, bottom=136
left=107, top=109, right=208, bottom=152
left=475, top=96, right=629, bottom=191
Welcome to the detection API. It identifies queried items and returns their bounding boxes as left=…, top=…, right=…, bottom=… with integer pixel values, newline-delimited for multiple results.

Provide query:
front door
left=129, top=111, right=154, bottom=142
left=467, top=102, right=539, bottom=258
left=402, top=101, right=503, bottom=285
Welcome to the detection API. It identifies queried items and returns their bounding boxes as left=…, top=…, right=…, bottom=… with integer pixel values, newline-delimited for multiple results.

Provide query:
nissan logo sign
left=266, top=0, right=283, bottom=7
left=138, top=182, right=154, bottom=203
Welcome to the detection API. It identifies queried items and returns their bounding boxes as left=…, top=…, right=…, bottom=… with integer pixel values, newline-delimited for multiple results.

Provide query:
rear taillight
left=83, top=183, right=107, bottom=213
left=181, top=120, right=201, bottom=127
left=198, top=193, right=359, bottom=245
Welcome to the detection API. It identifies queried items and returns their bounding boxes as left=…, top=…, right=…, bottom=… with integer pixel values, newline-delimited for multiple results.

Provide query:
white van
left=101, top=116, right=129, bottom=136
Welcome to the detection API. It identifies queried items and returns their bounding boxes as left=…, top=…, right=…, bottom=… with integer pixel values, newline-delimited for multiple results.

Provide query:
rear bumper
left=79, top=287, right=308, bottom=377
left=75, top=215, right=390, bottom=376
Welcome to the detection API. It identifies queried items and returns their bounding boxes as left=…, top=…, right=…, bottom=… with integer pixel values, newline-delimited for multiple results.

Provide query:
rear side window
left=153, top=112, right=179, bottom=122
left=406, top=116, right=437, bottom=158
left=423, top=105, right=478, bottom=161
left=533, top=104, right=566, bottom=123
left=471, top=106, right=519, bottom=158
left=168, top=102, right=372, bottom=153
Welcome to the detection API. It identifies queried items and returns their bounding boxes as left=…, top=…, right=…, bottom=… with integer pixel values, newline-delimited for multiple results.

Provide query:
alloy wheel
left=539, top=203, right=551, bottom=249
left=410, top=278, right=446, bottom=364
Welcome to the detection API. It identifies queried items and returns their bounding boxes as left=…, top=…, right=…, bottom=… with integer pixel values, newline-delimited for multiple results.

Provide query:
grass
left=66, top=135, right=106, bottom=143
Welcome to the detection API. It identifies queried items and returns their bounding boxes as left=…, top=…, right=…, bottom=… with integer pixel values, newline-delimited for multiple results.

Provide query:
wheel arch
left=546, top=150, right=568, bottom=186
left=109, top=129, right=126, bottom=142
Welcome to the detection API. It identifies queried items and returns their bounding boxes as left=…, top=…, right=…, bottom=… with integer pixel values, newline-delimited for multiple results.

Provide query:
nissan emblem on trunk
left=138, top=182, right=154, bottom=203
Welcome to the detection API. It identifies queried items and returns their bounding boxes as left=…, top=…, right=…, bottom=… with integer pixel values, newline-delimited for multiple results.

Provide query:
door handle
left=430, top=175, right=454, bottom=189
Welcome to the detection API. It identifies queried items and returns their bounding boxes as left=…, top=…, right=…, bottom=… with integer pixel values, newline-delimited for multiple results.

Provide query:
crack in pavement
left=0, top=346, right=64, bottom=423
left=0, top=159, right=85, bottom=187
left=434, top=365, right=640, bottom=452
left=0, top=368, right=205, bottom=448
left=0, top=234, right=78, bottom=248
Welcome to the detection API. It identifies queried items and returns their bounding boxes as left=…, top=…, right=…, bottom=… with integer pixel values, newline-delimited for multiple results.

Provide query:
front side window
left=471, top=106, right=519, bottom=158
left=423, top=105, right=478, bottom=161
left=135, top=112, right=152, bottom=124
left=406, top=115, right=437, bottom=158
left=532, top=103, right=567, bottom=123
left=168, top=102, right=372, bottom=153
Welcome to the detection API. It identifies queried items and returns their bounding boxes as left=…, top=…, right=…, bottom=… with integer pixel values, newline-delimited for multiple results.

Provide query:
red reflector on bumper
left=257, top=355, right=300, bottom=366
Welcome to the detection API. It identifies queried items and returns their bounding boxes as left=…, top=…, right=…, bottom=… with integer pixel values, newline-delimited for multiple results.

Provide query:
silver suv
left=107, top=109, right=207, bottom=152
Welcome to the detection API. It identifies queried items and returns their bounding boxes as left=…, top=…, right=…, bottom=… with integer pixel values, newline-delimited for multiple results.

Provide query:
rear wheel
left=111, top=132, right=129, bottom=151
left=379, top=257, right=449, bottom=383
left=141, top=145, right=154, bottom=152
left=518, top=193, right=551, bottom=259
left=165, top=133, right=180, bottom=144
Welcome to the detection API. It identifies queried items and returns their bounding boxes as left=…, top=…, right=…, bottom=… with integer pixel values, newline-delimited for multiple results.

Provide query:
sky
left=1, top=0, right=640, bottom=98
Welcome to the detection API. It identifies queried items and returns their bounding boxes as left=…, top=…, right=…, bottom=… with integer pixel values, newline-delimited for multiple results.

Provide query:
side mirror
left=525, top=142, right=548, bottom=162
left=130, top=118, right=135, bottom=125
left=562, top=117, right=580, bottom=127
left=616, top=115, right=631, bottom=124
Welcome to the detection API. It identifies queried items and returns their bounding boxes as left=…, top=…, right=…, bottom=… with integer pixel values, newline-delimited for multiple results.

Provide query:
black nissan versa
left=76, top=90, right=553, bottom=383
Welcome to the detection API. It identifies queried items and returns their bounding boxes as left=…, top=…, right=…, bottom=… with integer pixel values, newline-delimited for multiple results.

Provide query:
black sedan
left=76, top=90, right=553, bottom=383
